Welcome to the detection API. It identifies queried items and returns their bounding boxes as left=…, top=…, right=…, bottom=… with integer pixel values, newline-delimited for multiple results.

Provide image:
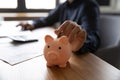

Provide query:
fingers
left=68, top=22, right=82, bottom=42
left=63, top=22, right=75, bottom=37
left=77, top=29, right=86, bottom=41
left=68, top=26, right=80, bottom=43
left=16, top=22, right=34, bottom=30
left=70, top=29, right=86, bottom=52
left=16, top=22, right=24, bottom=27
left=55, top=20, right=81, bottom=38
left=55, top=20, right=73, bottom=37
left=75, top=30, right=86, bottom=51
left=55, top=21, right=70, bottom=34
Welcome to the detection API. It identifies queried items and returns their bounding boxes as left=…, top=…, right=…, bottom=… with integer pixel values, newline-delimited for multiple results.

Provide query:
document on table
left=0, top=38, right=44, bottom=65
left=0, top=24, right=44, bottom=65
left=0, top=21, right=55, bottom=65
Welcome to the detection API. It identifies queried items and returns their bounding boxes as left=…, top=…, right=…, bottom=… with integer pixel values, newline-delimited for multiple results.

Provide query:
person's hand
left=54, top=20, right=86, bottom=52
left=16, top=22, right=35, bottom=30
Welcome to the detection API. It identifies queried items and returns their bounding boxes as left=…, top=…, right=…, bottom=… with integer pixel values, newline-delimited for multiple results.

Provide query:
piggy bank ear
left=45, top=35, right=54, bottom=43
left=59, top=36, right=69, bottom=45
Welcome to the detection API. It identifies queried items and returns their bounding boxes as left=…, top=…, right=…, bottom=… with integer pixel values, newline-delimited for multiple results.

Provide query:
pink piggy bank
left=44, top=35, right=72, bottom=68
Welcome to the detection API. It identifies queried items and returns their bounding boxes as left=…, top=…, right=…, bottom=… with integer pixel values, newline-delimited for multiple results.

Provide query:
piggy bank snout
left=47, top=51, right=57, bottom=60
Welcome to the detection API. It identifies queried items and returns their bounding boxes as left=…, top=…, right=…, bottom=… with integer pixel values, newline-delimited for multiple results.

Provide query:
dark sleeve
left=32, top=5, right=61, bottom=28
left=75, top=1, right=101, bottom=54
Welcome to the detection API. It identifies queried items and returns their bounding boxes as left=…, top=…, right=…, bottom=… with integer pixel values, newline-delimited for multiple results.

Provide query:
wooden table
left=0, top=53, right=120, bottom=80
left=0, top=21, right=120, bottom=80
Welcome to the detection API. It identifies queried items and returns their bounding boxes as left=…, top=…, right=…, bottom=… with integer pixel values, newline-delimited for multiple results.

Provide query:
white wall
left=116, top=0, right=120, bottom=10
left=100, top=0, right=120, bottom=13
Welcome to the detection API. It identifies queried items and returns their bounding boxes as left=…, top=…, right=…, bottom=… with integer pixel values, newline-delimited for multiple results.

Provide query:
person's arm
left=32, top=4, right=62, bottom=28
left=76, top=1, right=101, bottom=54
left=16, top=4, right=62, bottom=30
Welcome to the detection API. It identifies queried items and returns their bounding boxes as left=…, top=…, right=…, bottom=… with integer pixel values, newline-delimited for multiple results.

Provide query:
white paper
left=0, top=40, right=44, bottom=65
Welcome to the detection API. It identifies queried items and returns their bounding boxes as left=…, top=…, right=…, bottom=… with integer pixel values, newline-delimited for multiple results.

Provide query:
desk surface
left=0, top=53, right=120, bottom=80
left=0, top=21, right=120, bottom=80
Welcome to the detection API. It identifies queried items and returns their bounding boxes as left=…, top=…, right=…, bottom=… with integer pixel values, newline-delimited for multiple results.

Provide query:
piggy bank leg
left=46, top=62, right=53, bottom=67
left=59, top=63, right=67, bottom=68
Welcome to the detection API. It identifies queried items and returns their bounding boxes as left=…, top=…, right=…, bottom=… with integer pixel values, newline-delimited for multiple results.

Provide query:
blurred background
left=0, top=0, right=119, bottom=69
left=0, top=0, right=120, bottom=20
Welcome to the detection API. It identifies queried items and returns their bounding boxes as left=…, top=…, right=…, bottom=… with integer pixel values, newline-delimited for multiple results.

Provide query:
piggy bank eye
left=58, top=46, right=61, bottom=50
left=47, top=45, right=50, bottom=48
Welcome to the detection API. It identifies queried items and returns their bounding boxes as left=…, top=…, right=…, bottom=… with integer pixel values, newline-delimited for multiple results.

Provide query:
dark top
left=33, top=0, right=101, bottom=54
